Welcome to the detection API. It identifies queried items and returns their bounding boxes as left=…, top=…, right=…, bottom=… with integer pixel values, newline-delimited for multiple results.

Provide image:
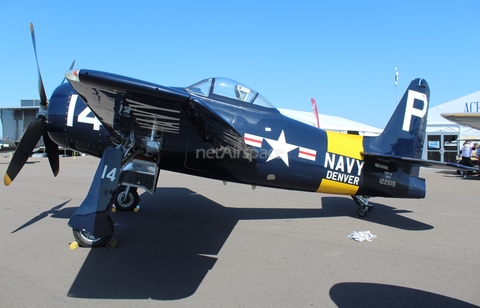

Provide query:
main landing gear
left=73, top=185, right=139, bottom=247
left=68, top=132, right=162, bottom=248
left=114, top=185, right=140, bottom=211
left=72, top=216, right=114, bottom=247
left=352, top=195, right=372, bottom=217
left=68, top=146, right=124, bottom=248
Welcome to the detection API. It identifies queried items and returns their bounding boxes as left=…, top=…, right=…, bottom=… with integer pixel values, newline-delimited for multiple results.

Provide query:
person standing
left=460, top=141, right=473, bottom=178
left=477, top=143, right=480, bottom=177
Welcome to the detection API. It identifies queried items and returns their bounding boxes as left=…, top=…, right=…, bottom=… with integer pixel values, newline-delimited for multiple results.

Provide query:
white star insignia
left=264, top=130, right=298, bottom=167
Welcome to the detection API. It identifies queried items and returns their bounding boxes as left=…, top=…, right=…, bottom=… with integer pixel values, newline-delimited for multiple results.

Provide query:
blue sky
left=1, top=1, right=479, bottom=129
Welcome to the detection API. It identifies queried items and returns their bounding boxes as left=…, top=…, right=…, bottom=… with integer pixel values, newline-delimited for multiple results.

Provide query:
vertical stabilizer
left=364, top=78, right=429, bottom=160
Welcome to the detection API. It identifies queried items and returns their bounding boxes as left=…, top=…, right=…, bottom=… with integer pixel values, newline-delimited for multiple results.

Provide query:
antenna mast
left=395, top=67, right=399, bottom=104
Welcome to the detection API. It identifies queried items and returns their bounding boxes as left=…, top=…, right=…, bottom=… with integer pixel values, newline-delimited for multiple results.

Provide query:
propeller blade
left=30, top=23, right=48, bottom=107
left=43, top=131, right=59, bottom=177
left=4, top=23, right=62, bottom=186
left=61, top=60, right=76, bottom=84
left=68, top=59, right=76, bottom=70
left=4, top=118, right=46, bottom=186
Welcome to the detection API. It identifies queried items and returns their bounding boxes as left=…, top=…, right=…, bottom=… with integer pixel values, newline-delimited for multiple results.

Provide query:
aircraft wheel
left=72, top=216, right=114, bottom=247
left=357, top=207, right=367, bottom=217
left=114, top=186, right=139, bottom=211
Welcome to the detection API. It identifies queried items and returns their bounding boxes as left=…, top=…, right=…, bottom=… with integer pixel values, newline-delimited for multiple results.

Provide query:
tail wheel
left=72, top=216, right=114, bottom=247
left=114, top=186, right=139, bottom=211
left=357, top=207, right=367, bottom=217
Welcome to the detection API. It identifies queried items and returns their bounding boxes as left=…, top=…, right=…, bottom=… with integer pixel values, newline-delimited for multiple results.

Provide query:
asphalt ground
left=0, top=154, right=479, bottom=307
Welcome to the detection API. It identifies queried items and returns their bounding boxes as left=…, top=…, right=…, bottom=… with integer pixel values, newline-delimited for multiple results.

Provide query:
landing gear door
left=119, top=159, right=160, bottom=194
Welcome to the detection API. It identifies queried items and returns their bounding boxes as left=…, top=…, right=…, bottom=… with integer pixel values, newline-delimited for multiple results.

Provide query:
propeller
left=4, top=23, right=60, bottom=186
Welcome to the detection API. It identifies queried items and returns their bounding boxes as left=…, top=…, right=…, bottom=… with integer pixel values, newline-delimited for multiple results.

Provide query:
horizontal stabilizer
left=361, top=152, right=477, bottom=171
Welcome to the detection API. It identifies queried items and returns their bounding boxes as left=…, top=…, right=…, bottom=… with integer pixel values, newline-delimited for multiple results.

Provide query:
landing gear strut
left=352, top=195, right=372, bottom=217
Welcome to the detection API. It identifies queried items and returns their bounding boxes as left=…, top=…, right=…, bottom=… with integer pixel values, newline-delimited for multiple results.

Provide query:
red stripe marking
left=299, top=150, right=316, bottom=158
left=244, top=137, right=262, bottom=144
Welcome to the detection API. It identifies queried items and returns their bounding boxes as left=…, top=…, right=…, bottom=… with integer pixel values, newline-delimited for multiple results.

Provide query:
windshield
left=185, top=77, right=275, bottom=108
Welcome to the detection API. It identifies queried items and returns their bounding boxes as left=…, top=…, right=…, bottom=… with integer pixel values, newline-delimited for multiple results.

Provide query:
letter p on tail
left=402, top=89, right=428, bottom=132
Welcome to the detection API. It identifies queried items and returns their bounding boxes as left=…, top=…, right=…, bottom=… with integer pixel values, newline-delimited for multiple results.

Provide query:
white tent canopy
left=278, top=89, right=480, bottom=140
left=278, top=108, right=382, bottom=136
left=427, top=90, right=480, bottom=138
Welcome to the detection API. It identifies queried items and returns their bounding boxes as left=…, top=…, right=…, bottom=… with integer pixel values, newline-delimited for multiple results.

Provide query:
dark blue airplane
left=4, top=24, right=474, bottom=247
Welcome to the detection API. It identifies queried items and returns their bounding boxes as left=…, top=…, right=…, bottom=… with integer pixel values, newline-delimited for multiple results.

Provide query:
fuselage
left=47, top=81, right=425, bottom=199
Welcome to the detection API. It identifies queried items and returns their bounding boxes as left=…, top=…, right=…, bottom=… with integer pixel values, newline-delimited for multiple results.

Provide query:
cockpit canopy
left=185, top=77, right=275, bottom=109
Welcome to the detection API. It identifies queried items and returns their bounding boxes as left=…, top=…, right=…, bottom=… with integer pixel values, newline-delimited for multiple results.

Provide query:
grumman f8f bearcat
left=4, top=24, right=474, bottom=247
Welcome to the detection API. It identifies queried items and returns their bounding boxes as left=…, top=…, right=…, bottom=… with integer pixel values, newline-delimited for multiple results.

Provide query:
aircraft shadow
left=434, top=169, right=479, bottom=178
left=11, top=200, right=72, bottom=233
left=434, top=169, right=464, bottom=178
left=63, top=188, right=432, bottom=300
left=0, top=160, right=40, bottom=165
left=329, top=282, right=478, bottom=307
left=321, top=197, right=433, bottom=231
left=66, top=187, right=322, bottom=300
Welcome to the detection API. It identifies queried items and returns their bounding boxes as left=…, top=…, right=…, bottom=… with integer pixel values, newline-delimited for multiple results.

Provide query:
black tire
left=114, top=186, right=139, bottom=211
left=72, top=216, right=114, bottom=248
left=357, top=207, right=367, bottom=217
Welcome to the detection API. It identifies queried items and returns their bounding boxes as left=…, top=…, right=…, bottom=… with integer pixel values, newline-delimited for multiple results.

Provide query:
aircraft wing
left=65, top=69, right=249, bottom=154
left=361, top=152, right=478, bottom=171
left=441, top=112, right=480, bottom=130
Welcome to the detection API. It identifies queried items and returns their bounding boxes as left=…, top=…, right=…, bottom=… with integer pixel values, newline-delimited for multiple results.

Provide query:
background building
left=426, top=91, right=480, bottom=162
left=0, top=99, right=41, bottom=144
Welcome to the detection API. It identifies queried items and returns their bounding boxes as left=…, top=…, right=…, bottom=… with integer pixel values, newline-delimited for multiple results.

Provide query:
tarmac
left=0, top=154, right=479, bottom=307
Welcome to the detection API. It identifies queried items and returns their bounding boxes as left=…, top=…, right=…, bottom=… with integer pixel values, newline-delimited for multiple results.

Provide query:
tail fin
left=364, top=78, right=429, bottom=159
